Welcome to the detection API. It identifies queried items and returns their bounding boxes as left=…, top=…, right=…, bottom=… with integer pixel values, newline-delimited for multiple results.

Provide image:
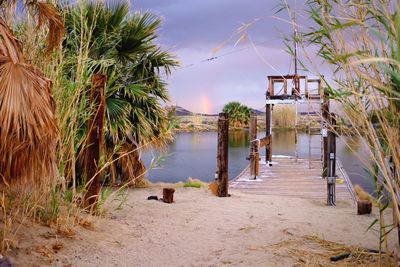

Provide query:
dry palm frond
left=0, top=18, right=58, bottom=188
left=35, top=2, right=64, bottom=53
left=269, top=235, right=384, bottom=267
left=0, top=59, right=58, bottom=187
left=0, top=19, right=23, bottom=63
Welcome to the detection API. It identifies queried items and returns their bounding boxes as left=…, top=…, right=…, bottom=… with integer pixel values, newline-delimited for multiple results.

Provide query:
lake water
left=142, top=130, right=374, bottom=193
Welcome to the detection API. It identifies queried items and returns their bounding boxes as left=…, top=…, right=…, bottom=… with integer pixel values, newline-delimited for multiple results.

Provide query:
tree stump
left=163, top=188, right=175, bottom=204
left=357, top=200, right=372, bottom=215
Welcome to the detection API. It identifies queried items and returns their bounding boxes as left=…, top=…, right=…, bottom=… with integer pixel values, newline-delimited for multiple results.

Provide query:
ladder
left=307, top=82, right=324, bottom=169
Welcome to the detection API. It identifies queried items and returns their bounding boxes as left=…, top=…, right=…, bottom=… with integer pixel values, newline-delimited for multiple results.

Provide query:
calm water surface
left=143, top=130, right=374, bottom=193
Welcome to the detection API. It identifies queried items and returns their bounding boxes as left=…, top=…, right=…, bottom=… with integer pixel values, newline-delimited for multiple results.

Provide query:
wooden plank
left=230, top=157, right=354, bottom=202
left=267, top=75, right=307, bottom=79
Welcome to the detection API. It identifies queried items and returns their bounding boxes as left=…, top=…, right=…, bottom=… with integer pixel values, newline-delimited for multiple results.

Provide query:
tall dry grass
left=286, top=0, right=400, bottom=262
left=0, top=1, right=86, bottom=255
left=272, top=105, right=296, bottom=128
left=0, top=0, right=175, bottom=257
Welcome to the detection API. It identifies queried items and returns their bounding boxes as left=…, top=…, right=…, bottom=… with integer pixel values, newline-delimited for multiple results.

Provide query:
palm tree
left=64, top=1, right=178, bottom=199
left=0, top=2, right=63, bottom=189
left=222, top=101, right=251, bottom=128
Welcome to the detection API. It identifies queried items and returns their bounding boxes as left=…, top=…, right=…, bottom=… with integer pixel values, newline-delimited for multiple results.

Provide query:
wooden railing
left=248, top=135, right=271, bottom=179
left=247, top=113, right=271, bottom=179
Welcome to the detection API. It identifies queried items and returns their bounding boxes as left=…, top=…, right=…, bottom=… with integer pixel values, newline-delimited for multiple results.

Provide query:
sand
left=8, top=187, right=397, bottom=266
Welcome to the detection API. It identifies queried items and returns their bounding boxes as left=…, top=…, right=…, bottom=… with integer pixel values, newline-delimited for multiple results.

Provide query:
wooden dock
left=230, top=156, right=356, bottom=203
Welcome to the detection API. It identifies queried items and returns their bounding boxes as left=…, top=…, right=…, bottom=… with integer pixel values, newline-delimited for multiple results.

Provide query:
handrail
left=251, top=135, right=271, bottom=149
left=336, top=158, right=357, bottom=204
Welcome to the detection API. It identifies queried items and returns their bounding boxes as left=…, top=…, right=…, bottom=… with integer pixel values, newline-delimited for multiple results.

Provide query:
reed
left=285, top=0, right=400, bottom=262
left=272, top=105, right=295, bottom=129
left=0, top=0, right=177, bottom=256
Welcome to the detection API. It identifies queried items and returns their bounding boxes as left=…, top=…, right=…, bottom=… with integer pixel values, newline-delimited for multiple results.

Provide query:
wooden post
left=327, top=114, right=336, bottom=206
left=305, top=76, right=309, bottom=98
left=217, top=113, right=229, bottom=197
left=163, top=188, right=175, bottom=203
left=322, top=91, right=330, bottom=178
left=293, top=75, right=300, bottom=100
left=265, top=104, right=272, bottom=163
left=249, top=112, right=259, bottom=179
left=283, top=79, right=287, bottom=97
left=84, top=74, right=107, bottom=208
left=269, top=77, right=274, bottom=97
left=357, top=200, right=372, bottom=215
left=255, top=144, right=259, bottom=177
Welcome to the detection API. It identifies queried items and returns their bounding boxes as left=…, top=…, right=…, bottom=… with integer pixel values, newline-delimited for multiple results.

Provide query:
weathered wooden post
left=322, top=91, right=330, bottom=178
left=163, top=188, right=175, bottom=203
left=357, top=200, right=372, bottom=215
left=249, top=112, right=258, bottom=179
left=327, top=114, right=336, bottom=206
left=217, top=113, right=229, bottom=197
left=265, top=104, right=272, bottom=164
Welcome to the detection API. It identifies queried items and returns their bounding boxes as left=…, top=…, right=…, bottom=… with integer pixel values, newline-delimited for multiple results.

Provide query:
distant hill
left=172, top=105, right=193, bottom=116
left=168, top=105, right=265, bottom=117
left=251, top=108, right=265, bottom=116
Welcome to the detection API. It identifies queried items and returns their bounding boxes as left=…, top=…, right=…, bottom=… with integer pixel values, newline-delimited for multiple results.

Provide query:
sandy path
left=11, top=187, right=397, bottom=266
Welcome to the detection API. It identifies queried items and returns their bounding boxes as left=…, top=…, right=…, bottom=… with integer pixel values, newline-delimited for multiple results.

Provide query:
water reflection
left=271, top=130, right=296, bottom=155
left=191, top=132, right=202, bottom=146
left=143, top=130, right=373, bottom=193
left=229, top=130, right=250, bottom=147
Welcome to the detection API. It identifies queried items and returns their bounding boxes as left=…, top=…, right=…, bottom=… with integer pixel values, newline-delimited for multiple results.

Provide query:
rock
left=147, top=196, right=158, bottom=201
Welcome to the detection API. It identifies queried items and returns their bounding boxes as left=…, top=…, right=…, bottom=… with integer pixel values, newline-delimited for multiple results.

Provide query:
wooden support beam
left=255, top=145, right=259, bottom=178
left=268, top=75, right=307, bottom=79
left=217, top=113, right=229, bottom=197
left=265, top=104, right=272, bottom=163
left=318, top=79, right=322, bottom=97
left=269, top=79, right=275, bottom=96
left=249, top=113, right=258, bottom=179
left=283, top=78, right=287, bottom=96
left=293, top=75, right=300, bottom=100
left=305, top=76, right=309, bottom=98
left=327, top=114, right=336, bottom=206
left=322, top=92, right=330, bottom=178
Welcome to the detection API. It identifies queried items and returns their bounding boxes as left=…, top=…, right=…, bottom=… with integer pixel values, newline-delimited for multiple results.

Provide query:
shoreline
left=173, top=114, right=317, bottom=133
left=9, top=186, right=396, bottom=266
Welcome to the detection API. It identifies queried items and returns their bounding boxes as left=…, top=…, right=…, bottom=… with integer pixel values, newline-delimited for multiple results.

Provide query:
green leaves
left=222, top=101, right=252, bottom=128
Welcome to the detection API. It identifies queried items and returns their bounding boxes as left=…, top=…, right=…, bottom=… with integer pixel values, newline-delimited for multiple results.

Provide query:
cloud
left=133, top=0, right=327, bottom=113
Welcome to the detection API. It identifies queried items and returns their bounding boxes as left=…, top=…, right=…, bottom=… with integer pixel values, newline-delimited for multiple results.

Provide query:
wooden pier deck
left=230, top=156, right=356, bottom=203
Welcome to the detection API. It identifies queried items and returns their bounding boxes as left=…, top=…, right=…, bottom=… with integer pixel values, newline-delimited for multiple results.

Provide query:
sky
left=133, top=0, right=316, bottom=114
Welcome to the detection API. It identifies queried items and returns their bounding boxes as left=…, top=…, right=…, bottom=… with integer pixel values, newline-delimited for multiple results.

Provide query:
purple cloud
left=133, top=0, right=324, bottom=113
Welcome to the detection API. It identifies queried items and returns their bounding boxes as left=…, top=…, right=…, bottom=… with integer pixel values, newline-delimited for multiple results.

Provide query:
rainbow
left=201, top=94, right=212, bottom=114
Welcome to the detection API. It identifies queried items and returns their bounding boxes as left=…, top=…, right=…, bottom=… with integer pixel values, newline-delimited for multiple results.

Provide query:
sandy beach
left=8, top=187, right=397, bottom=267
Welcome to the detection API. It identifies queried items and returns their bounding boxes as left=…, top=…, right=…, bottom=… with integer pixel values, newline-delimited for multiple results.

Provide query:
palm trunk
left=84, top=74, right=107, bottom=208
